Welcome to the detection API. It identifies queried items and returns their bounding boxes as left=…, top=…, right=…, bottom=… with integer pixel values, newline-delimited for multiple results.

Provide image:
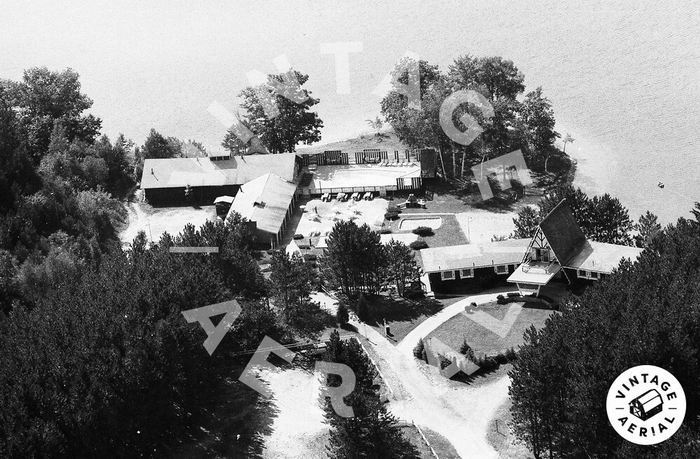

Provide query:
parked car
left=351, top=192, right=361, bottom=201
left=363, top=192, right=373, bottom=200
left=404, top=193, right=422, bottom=208
left=337, top=192, right=348, bottom=201
left=321, top=192, right=331, bottom=202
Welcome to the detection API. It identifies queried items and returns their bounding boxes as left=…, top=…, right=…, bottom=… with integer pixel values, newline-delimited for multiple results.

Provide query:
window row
left=440, top=264, right=515, bottom=280
left=577, top=269, right=600, bottom=280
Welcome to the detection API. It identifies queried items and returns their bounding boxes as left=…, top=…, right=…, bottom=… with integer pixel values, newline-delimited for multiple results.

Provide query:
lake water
left=1, top=0, right=698, bottom=223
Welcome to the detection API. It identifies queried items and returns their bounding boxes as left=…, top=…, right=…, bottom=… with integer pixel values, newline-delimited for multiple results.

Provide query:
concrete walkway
left=311, top=291, right=517, bottom=458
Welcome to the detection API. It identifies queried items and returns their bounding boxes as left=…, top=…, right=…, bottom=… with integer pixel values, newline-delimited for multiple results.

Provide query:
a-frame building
left=508, top=199, right=643, bottom=295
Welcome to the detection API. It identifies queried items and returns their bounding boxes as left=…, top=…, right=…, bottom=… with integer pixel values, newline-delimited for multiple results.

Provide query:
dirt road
left=312, top=292, right=512, bottom=458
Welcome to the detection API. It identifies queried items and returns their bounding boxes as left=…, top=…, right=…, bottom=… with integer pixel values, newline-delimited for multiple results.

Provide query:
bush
left=385, top=211, right=400, bottom=220
left=471, top=348, right=517, bottom=373
left=475, top=355, right=499, bottom=372
left=507, top=292, right=520, bottom=298
left=496, top=294, right=508, bottom=305
left=336, top=302, right=349, bottom=326
left=459, top=338, right=475, bottom=360
left=378, top=228, right=392, bottom=234
left=303, top=253, right=317, bottom=262
left=357, top=294, right=370, bottom=322
left=297, top=244, right=311, bottom=250
left=293, top=233, right=305, bottom=240
left=413, top=338, right=427, bottom=362
left=438, top=354, right=453, bottom=371
left=409, top=240, right=428, bottom=250
left=412, top=226, right=434, bottom=237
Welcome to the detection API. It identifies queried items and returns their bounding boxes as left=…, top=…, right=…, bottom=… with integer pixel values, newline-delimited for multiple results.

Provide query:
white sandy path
left=259, top=367, right=329, bottom=459
left=311, top=292, right=516, bottom=459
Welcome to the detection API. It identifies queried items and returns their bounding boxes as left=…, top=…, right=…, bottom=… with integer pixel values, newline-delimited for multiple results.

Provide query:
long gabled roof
left=419, top=238, right=531, bottom=273
left=226, top=173, right=297, bottom=235
left=140, top=153, right=298, bottom=189
left=565, top=240, right=643, bottom=272
left=538, top=199, right=587, bottom=266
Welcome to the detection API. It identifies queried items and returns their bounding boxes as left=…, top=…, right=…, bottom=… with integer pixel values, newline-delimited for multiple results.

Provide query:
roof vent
left=254, top=201, right=266, bottom=208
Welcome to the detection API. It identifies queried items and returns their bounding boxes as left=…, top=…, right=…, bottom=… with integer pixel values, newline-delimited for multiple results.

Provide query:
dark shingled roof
left=538, top=199, right=587, bottom=266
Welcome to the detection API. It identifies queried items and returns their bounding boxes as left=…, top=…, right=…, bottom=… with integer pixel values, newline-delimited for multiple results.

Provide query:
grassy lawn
left=400, top=424, right=460, bottom=459
left=486, top=396, right=533, bottom=459
left=426, top=301, right=556, bottom=357
left=388, top=213, right=468, bottom=248
left=357, top=294, right=444, bottom=344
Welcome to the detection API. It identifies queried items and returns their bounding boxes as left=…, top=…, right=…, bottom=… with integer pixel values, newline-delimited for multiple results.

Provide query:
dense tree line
left=512, top=185, right=637, bottom=246
left=0, top=67, right=333, bottom=456
left=0, top=214, right=335, bottom=456
left=381, top=55, right=566, bottom=180
left=321, top=220, right=421, bottom=296
left=323, top=330, right=419, bottom=458
left=509, top=205, right=700, bottom=458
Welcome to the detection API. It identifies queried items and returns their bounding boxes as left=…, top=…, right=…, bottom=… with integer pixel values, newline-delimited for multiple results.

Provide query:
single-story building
left=140, top=152, right=300, bottom=204
left=418, top=199, right=644, bottom=296
left=226, top=172, right=298, bottom=249
left=418, top=238, right=532, bottom=295
left=507, top=200, right=644, bottom=295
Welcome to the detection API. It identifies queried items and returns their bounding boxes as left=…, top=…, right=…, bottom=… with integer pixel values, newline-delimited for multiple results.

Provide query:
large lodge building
left=139, top=149, right=437, bottom=248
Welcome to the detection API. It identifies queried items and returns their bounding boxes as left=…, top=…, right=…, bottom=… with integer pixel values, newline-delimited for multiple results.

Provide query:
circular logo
left=606, top=365, right=686, bottom=445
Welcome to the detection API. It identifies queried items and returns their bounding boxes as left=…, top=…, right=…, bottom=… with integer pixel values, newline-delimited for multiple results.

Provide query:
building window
left=577, top=270, right=601, bottom=280
left=460, top=268, right=474, bottom=278
left=533, top=247, right=550, bottom=262
left=495, top=265, right=508, bottom=275
left=441, top=270, right=455, bottom=281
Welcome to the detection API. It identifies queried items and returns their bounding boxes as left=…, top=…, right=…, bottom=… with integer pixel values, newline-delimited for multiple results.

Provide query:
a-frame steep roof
left=538, top=199, right=587, bottom=266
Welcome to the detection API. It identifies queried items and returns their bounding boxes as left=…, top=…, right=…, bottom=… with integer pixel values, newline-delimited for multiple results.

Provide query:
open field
left=426, top=301, right=556, bottom=357
left=119, top=202, right=218, bottom=245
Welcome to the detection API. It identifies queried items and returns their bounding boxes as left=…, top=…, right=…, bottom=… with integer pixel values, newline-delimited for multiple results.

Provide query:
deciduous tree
left=234, top=70, right=323, bottom=154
